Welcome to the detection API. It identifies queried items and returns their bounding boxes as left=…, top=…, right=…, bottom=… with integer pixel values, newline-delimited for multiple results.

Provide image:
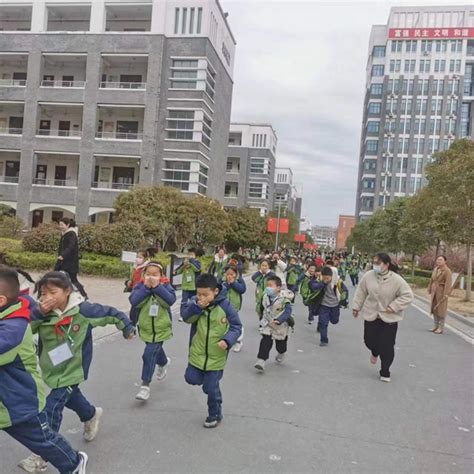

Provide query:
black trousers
left=364, top=319, right=398, bottom=378
left=350, top=274, right=359, bottom=286
left=67, top=272, right=88, bottom=299
left=257, top=334, right=288, bottom=360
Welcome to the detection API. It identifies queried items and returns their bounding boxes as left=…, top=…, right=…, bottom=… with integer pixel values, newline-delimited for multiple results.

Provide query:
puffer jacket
left=260, top=289, right=293, bottom=340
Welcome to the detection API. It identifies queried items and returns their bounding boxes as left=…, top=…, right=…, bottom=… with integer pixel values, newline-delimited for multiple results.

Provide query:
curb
left=413, top=294, right=474, bottom=328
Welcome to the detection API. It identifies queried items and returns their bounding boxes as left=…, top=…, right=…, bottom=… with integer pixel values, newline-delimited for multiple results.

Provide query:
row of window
left=362, top=176, right=424, bottom=194
left=368, top=97, right=458, bottom=116
left=173, top=7, right=203, bottom=35
left=165, top=109, right=212, bottom=148
left=169, top=59, right=216, bottom=100
left=386, top=39, right=464, bottom=54
left=368, top=116, right=457, bottom=135
left=366, top=136, right=454, bottom=155
left=378, top=58, right=463, bottom=76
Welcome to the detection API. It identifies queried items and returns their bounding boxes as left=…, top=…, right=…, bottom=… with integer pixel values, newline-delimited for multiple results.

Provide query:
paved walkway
left=1, top=276, right=472, bottom=473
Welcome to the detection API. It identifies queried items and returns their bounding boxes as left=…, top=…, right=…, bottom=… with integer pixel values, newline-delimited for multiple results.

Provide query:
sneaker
left=370, top=355, right=378, bottom=365
left=233, top=341, right=243, bottom=353
left=83, top=407, right=103, bottom=442
left=275, top=352, right=286, bottom=364
left=156, top=357, right=171, bottom=381
left=178, top=317, right=183, bottom=322
left=135, top=386, right=151, bottom=401
left=254, top=359, right=265, bottom=371
left=319, top=342, right=328, bottom=347
left=18, top=454, right=48, bottom=473
left=203, top=416, right=222, bottom=428
left=307, top=320, right=313, bottom=325
left=380, top=376, right=391, bottom=383
left=73, top=452, right=88, bottom=474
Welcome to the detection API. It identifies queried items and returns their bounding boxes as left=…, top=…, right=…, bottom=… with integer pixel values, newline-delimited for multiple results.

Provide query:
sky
left=222, top=0, right=464, bottom=227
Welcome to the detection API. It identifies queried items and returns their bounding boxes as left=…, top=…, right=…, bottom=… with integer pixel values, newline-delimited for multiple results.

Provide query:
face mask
left=135, top=257, right=144, bottom=266
left=265, top=287, right=277, bottom=298
left=373, top=264, right=383, bottom=274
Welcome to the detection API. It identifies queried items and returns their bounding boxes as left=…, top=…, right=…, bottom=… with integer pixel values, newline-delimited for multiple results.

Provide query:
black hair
left=146, top=247, right=157, bottom=258
left=321, top=266, right=333, bottom=277
left=0, top=256, right=35, bottom=285
left=224, top=264, right=239, bottom=275
left=259, top=259, right=271, bottom=268
left=374, top=252, right=399, bottom=273
left=437, top=255, right=447, bottom=262
left=196, top=273, right=218, bottom=290
left=35, top=271, right=73, bottom=295
left=266, top=275, right=282, bottom=287
left=60, top=217, right=76, bottom=228
left=326, top=259, right=334, bottom=266
left=0, top=267, right=20, bottom=302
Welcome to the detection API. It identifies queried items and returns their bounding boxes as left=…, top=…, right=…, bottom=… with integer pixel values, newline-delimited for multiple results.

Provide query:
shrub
left=0, top=238, right=22, bottom=253
left=0, top=216, right=24, bottom=238
left=85, top=222, right=145, bottom=256
left=22, top=224, right=61, bottom=253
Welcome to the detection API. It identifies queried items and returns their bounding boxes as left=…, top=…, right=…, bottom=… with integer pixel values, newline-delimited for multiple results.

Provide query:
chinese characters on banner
left=388, top=27, right=474, bottom=39
left=294, top=234, right=307, bottom=243
left=267, top=218, right=290, bottom=234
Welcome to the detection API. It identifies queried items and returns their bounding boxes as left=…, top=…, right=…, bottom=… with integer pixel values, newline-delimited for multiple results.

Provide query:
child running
left=254, top=276, right=293, bottom=372
left=222, top=264, right=246, bottom=353
left=21, top=271, right=135, bottom=470
left=298, top=263, right=320, bottom=324
left=251, top=259, right=275, bottom=322
left=310, top=266, right=349, bottom=346
left=181, top=274, right=242, bottom=428
left=0, top=268, right=88, bottom=474
left=130, top=262, right=176, bottom=401
left=174, top=248, right=202, bottom=305
left=286, top=256, right=303, bottom=301
left=125, top=248, right=156, bottom=293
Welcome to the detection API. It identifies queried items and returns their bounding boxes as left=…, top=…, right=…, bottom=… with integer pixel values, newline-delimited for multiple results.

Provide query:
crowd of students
left=0, top=246, right=415, bottom=473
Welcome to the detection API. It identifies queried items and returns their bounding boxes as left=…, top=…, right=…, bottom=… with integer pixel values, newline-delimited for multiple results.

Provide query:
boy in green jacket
left=181, top=274, right=242, bottom=428
left=0, top=268, right=88, bottom=474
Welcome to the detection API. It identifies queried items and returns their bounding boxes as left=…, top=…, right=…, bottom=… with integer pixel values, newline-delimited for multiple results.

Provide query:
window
left=414, top=118, right=426, bottom=135
left=165, top=181, right=189, bottom=191
left=248, top=182, right=267, bottom=199
left=399, top=139, right=409, bottom=155
left=373, top=46, right=385, bottom=57
left=370, top=83, right=383, bottom=96
left=404, top=60, right=415, bottom=73
left=172, top=60, right=198, bottom=68
left=435, top=40, right=448, bottom=52
left=419, top=60, right=431, bottom=73
left=421, top=40, right=432, bottom=52
left=368, top=102, right=381, bottom=115
left=401, top=79, right=414, bottom=95
left=434, top=60, right=446, bottom=73
left=391, top=41, right=402, bottom=53
left=429, top=119, right=441, bottom=135
left=196, top=8, right=203, bottom=34
left=201, top=115, right=212, bottom=147
left=415, top=99, right=427, bottom=115
left=428, top=138, right=440, bottom=153
left=390, top=60, right=401, bottom=73
left=431, top=99, right=442, bottom=115
left=406, top=40, right=417, bottom=53
left=387, top=79, right=400, bottom=95
left=366, top=121, right=380, bottom=134
left=372, top=65, right=384, bottom=77
left=400, top=99, right=412, bottom=114
left=181, top=8, right=187, bottom=34
left=250, top=158, right=266, bottom=174
left=450, top=40, right=462, bottom=53
left=366, top=140, right=378, bottom=154
left=415, top=137, right=425, bottom=154
left=362, top=179, right=375, bottom=190
left=433, top=79, right=444, bottom=96
left=205, top=65, right=216, bottom=99
left=224, top=182, right=238, bottom=197
left=417, top=79, right=429, bottom=95
left=363, top=160, right=377, bottom=172
left=449, top=60, right=461, bottom=73
left=174, top=8, right=179, bottom=34
left=399, top=118, right=411, bottom=134
left=383, top=138, right=394, bottom=153
left=166, top=110, right=194, bottom=140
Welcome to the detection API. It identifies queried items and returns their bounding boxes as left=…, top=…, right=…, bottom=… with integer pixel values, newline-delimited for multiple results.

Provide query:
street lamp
left=274, top=192, right=288, bottom=252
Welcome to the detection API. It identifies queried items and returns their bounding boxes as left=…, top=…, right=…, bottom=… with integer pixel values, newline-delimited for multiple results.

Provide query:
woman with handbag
left=55, top=217, right=88, bottom=299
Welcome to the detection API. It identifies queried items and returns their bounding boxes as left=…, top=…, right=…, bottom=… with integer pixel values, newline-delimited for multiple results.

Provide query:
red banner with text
left=388, top=27, right=474, bottom=39
left=294, top=234, right=306, bottom=243
left=267, top=218, right=289, bottom=234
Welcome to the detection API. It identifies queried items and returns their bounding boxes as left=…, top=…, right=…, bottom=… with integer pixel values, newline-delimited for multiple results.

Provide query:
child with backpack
left=286, top=256, right=303, bottom=301
left=310, top=266, right=349, bottom=346
left=173, top=248, right=202, bottom=305
left=254, top=276, right=294, bottom=372
left=251, top=259, right=275, bottom=322
left=130, top=262, right=176, bottom=401
left=298, top=263, right=322, bottom=324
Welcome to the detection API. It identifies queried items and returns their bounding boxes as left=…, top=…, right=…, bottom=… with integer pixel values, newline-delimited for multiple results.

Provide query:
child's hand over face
left=144, top=276, right=160, bottom=288
left=217, top=340, right=228, bottom=350
left=270, top=320, right=280, bottom=326
left=39, top=297, right=56, bottom=315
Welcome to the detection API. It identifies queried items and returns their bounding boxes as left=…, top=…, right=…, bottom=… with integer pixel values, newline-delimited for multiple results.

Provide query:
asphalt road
left=1, top=276, right=473, bottom=473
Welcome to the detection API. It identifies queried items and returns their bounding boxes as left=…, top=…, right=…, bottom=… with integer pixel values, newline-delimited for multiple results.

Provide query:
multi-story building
left=0, top=0, right=236, bottom=226
left=273, top=167, right=300, bottom=217
left=336, top=214, right=356, bottom=249
left=312, top=225, right=337, bottom=249
left=356, top=5, right=474, bottom=220
left=224, top=122, right=277, bottom=216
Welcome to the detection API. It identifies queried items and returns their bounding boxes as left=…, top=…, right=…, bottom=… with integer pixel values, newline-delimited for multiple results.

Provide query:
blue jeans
left=181, top=290, right=196, bottom=304
left=46, top=385, right=95, bottom=433
left=184, top=364, right=223, bottom=419
left=4, top=411, right=80, bottom=473
left=318, top=305, right=340, bottom=343
left=142, top=342, right=168, bottom=384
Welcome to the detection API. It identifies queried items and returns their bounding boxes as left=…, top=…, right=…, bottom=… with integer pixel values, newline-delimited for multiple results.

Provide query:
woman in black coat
left=55, top=217, right=88, bottom=298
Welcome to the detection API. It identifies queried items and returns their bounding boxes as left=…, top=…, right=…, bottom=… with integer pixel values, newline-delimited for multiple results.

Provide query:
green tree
left=224, top=207, right=269, bottom=251
left=425, top=139, right=474, bottom=301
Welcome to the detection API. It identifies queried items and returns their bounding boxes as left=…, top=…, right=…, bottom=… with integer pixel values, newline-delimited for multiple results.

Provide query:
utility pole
left=274, top=199, right=282, bottom=252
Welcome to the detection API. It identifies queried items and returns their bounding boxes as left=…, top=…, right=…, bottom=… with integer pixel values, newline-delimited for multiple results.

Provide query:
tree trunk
left=411, top=253, right=416, bottom=280
left=434, top=239, right=440, bottom=265
left=465, top=243, right=472, bottom=302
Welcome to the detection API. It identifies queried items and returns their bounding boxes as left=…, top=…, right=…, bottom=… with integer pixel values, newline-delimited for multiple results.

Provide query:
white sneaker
left=83, top=407, right=103, bottom=442
left=18, top=454, right=48, bottom=472
left=380, top=376, right=391, bottom=383
left=275, top=352, right=286, bottom=364
left=156, top=357, right=171, bottom=381
left=178, top=317, right=183, bottom=322
left=73, top=452, right=88, bottom=474
left=136, top=385, right=151, bottom=401
left=233, top=342, right=243, bottom=353
left=254, top=359, right=265, bottom=371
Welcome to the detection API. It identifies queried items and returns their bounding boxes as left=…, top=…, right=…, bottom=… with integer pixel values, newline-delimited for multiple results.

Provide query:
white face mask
left=373, top=264, right=383, bottom=274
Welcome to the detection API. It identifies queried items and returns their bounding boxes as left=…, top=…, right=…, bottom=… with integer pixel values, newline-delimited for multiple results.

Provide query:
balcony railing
left=99, top=81, right=146, bottom=90
left=41, top=80, right=86, bottom=88
left=36, top=129, right=82, bottom=138
left=0, top=127, right=23, bottom=135
left=0, top=176, right=19, bottom=184
left=0, top=79, right=27, bottom=87
left=92, top=181, right=135, bottom=190
left=224, top=194, right=239, bottom=198
left=33, top=178, right=77, bottom=187
left=95, top=131, right=142, bottom=140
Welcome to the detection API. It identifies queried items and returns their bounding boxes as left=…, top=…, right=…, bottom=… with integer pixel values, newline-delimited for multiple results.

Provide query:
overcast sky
left=222, top=0, right=463, bottom=227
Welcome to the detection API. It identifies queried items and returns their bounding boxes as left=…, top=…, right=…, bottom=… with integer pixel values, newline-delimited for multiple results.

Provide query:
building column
left=89, top=1, right=105, bottom=33
left=31, top=1, right=46, bottom=33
